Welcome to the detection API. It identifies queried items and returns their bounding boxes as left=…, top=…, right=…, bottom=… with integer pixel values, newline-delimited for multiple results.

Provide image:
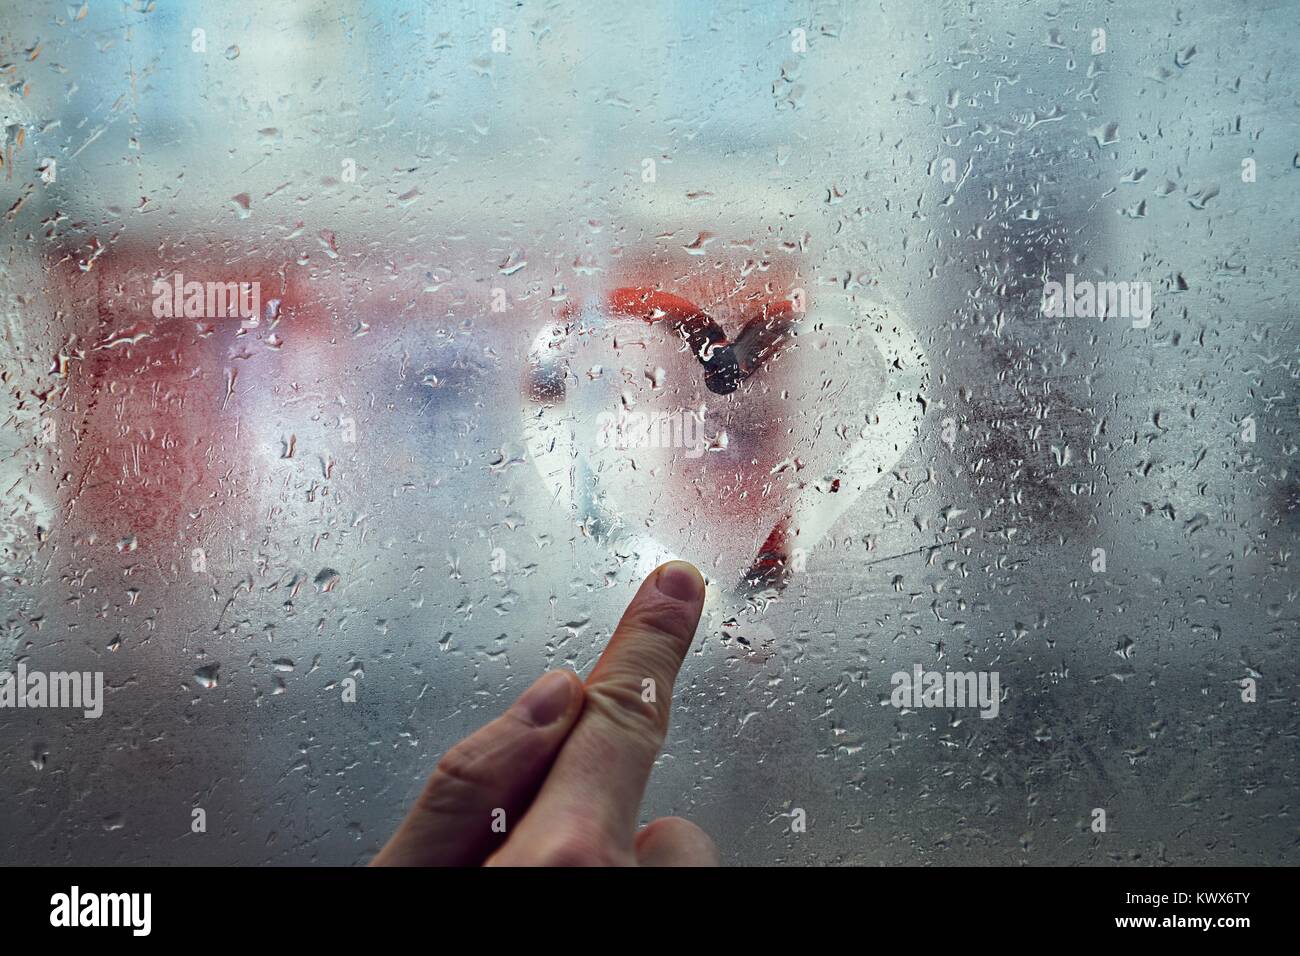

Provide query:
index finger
left=501, top=561, right=705, bottom=858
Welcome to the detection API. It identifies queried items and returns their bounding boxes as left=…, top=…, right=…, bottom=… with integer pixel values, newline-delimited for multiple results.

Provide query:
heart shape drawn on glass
left=522, top=286, right=929, bottom=600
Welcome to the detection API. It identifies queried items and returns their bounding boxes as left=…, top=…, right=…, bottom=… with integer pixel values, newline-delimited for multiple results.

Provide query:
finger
left=495, top=561, right=705, bottom=862
left=634, top=817, right=720, bottom=867
left=371, top=668, right=584, bottom=866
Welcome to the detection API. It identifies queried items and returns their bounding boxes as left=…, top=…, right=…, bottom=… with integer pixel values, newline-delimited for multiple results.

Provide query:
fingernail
left=514, top=670, right=575, bottom=726
left=655, top=561, right=704, bottom=603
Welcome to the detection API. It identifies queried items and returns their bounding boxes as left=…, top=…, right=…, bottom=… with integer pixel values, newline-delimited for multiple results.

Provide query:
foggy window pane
left=0, top=0, right=1294, bottom=866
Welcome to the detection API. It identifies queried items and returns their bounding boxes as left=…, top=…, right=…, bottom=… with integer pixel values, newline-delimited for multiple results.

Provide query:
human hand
left=372, top=560, right=718, bottom=866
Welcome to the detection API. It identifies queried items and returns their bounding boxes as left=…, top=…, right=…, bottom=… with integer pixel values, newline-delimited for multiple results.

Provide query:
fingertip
left=653, top=560, right=705, bottom=604
left=629, top=561, right=705, bottom=646
left=512, top=668, right=584, bottom=727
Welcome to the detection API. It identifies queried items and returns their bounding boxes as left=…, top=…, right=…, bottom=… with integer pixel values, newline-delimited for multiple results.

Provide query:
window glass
left=1, top=0, right=1294, bottom=865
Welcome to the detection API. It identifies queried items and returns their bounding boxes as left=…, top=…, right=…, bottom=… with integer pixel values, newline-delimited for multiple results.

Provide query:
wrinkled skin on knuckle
left=584, top=677, right=670, bottom=748
left=418, top=750, right=484, bottom=814
left=621, top=598, right=699, bottom=648
left=420, top=721, right=513, bottom=808
left=593, top=621, right=687, bottom=697
left=425, top=708, right=541, bottom=800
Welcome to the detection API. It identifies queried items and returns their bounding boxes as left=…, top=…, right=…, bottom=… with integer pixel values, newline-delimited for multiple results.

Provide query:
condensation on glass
left=0, top=0, right=1295, bottom=865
